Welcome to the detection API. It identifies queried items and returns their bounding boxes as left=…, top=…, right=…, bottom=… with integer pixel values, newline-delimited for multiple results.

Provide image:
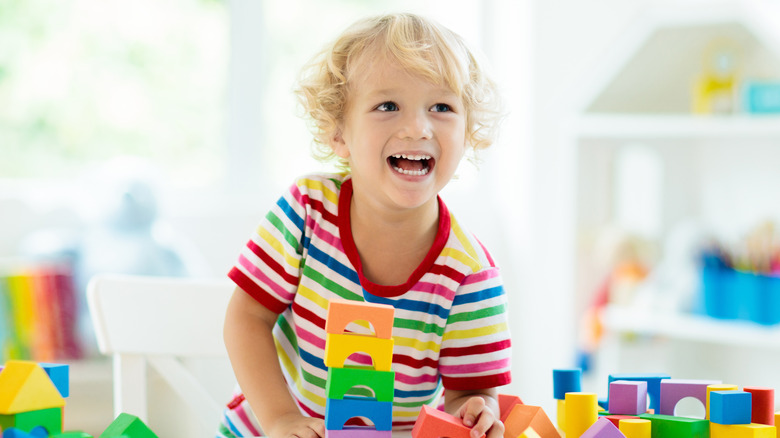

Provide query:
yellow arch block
left=324, top=333, right=394, bottom=371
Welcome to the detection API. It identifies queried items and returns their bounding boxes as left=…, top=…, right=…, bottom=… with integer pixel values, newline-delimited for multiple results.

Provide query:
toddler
left=219, top=12, right=511, bottom=438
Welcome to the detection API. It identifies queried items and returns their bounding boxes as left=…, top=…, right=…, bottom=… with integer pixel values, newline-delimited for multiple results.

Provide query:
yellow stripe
left=393, top=335, right=441, bottom=353
left=275, top=338, right=326, bottom=407
left=450, top=214, right=479, bottom=261
left=300, top=178, right=339, bottom=206
left=442, top=322, right=509, bottom=342
left=256, top=226, right=300, bottom=269
left=298, top=285, right=330, bottom=311
left=440, top=248, right=481, bottom=273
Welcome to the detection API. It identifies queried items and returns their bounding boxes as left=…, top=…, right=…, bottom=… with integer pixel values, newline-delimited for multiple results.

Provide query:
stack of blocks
left=552, top=368, right=779, bottom=438
left=0, top=360, right=158, bottom=437
left=323, top=299, right=396, bottom=437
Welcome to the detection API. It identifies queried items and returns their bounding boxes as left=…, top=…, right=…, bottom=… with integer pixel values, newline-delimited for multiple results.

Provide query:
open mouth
left=388, top=153, right=434, bottom=176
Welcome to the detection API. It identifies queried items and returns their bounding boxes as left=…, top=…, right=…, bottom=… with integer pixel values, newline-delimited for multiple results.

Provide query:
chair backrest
left=87, top=274, right=236, bottom=438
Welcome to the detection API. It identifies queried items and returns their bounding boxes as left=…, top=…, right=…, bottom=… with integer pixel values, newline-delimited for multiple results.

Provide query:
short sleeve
left=228, top=180, right=309, bottom=314
left=438, top=267, right=512, bottom=390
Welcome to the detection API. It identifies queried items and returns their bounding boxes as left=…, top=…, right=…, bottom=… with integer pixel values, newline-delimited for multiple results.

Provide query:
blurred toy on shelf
left=693, top=39, right=740, bottom=114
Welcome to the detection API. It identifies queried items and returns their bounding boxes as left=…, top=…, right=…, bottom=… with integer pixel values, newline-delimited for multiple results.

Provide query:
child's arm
left=224, top=286, right=325, bottom=438
left=444, top=388, right=505, bottom=438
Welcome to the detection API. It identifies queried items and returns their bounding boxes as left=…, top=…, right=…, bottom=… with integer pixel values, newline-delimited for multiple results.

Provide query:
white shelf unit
left=568, top=3, right=780, bottom=400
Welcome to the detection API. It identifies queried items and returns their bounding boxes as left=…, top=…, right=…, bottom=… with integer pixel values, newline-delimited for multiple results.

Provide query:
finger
left=310, top=419, right=326, bottom=438
left=485, top=420, right=505, bottom=438
left=470, top=407, right=497, bottom=438
left=461, top=397, right=486, bottom=427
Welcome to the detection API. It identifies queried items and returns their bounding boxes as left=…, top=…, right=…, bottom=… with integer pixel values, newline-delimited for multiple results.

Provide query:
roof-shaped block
left=0, top=360, right=66, bottom=414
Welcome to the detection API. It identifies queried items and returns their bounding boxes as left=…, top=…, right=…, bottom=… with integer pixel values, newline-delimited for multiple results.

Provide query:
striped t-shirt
left=228, top=173, right=512, bottom=429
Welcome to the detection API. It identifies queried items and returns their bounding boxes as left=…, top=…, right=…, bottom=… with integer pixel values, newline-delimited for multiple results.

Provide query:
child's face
left=332, top=56, right=467, bottom=213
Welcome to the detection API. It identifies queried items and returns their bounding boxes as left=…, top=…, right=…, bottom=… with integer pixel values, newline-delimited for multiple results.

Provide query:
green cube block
left=0, top=408, right=63, bottom=435
left=639, top=413, right=710, bottom=438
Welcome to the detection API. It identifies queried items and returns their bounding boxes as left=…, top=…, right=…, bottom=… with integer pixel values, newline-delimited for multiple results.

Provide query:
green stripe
left=218, top=422, right=239, bottom=438
left=277, top=316, right=298, bottom=351
left=447, top=304, right=505, bottom=324
left=303, top=265, right=361, bottom=300
left=266, top=211, right=300, bottom=251
left=394, top=317, right=445, bottom=336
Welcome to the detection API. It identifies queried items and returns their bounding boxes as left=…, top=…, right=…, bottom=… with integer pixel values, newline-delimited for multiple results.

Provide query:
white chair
left=87, top=274, right=236, bottom=437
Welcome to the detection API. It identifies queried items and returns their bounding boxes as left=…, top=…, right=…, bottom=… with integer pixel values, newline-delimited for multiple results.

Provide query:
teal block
left=326, top=366, right=395, bottom=402
left=639, top=413, right=709, bottom=438
left=40, top=363, right=70, bottom=398
left=710, top=390, right=752, bottom=425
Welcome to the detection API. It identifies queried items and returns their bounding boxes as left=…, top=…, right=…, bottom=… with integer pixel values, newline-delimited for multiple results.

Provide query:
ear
left=329, top=125, right=350, bottom=159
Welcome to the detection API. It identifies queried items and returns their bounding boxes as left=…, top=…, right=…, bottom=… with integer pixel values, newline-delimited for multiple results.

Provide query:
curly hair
left=294, top=13, right=504, bottom=168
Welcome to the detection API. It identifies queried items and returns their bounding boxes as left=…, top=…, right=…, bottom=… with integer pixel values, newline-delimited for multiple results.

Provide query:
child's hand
left=266, top=413, right=325, bottom=438
left=455, top=396, right=505, bottom=438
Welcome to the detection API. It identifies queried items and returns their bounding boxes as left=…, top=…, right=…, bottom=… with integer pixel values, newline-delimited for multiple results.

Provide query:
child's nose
left=399, top=110, right=432, bottom=140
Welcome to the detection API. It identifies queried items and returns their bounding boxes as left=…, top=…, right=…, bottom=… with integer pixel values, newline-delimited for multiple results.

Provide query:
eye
left=376, top=101, right=398, bottom=112
left=431, top=103, right=452, bottom=113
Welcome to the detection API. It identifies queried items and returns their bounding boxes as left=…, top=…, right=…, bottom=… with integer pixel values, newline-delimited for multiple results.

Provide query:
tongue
left=396, top=158, right=425, bottom=172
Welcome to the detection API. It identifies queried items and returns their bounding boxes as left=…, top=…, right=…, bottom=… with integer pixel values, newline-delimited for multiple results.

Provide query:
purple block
left=659, top=379, right=720, bottom=416
left=581, top=417, right=625, bottom=438
left=609, top=380, right=647, bottom=415
left=326, top=426, right=392, bottom=437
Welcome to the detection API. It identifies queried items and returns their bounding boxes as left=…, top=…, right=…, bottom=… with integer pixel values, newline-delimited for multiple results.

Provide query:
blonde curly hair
left=295, top=13, right=504, bottom=168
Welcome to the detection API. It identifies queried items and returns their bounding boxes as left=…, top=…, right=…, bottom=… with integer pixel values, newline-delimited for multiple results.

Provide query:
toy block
left=325, top=426, right=392, bottom=437
left=552, top=368, right=581, bottom=400
left=555, top=399, right=565, bottom=431
left=0, top=361, right=66, bottom=414
left=499, top=394, right=524, bottom=422
left=325, top=300, right=395, bottom=339
left=411, top=405, right=484, bottom=438
left=325, top=396, right=393, bottom=431
left=326, top=366, right=395, bottom=402
left=580, top=417, right=624, bottom=437
left=39, top=363, right=69, bottom=398
left=639, top=413, right=709, bottom=438
left=503, top=404, right=560, bottom=438
left=50, top=433, right=94, bottom=438
left=744, top=387, right=775, bottom=425
left=618, top=418, right=651, bottom=438
left=706, top=383, right=738, bottom=419
left=711, top=422, right=776, bottom=438
left=608, top=373, right=670, bottom=413
left=0, top=407, right=63, bottom=435
left=659, top=379, right=720, bottom=416
left=604, top=415, right=638, bottom=428
left=99, top=413, right=158, bottom=438
left=609, top=380, right=647, bottom=415
left=564, top=392, right=598, bottom=438
left=518, top=427, right=542, bottom=438
left=710, top=390, right=752, bottom=425
left=324, top=333, right=394, bottom=371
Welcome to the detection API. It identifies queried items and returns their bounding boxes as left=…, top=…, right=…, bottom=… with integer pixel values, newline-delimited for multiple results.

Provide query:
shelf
left=575, top=114, right=780, bottom=140
left=602, top=305, right=780, bottom=350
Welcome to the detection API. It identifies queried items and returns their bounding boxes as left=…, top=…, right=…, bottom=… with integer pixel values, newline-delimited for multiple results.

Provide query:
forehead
left=347, top=51, right=457, bottom=98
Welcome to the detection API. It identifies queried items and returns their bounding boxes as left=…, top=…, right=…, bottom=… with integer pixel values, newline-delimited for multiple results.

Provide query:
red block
left=743, top=387, right=775, bottom=425
left=499, top=394, right=524, bottom=422
left=412, top=405, right=484, bottom=438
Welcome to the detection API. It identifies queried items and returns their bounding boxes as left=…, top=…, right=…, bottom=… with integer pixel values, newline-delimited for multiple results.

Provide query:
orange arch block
left=325, top=299, right=395, bottom=339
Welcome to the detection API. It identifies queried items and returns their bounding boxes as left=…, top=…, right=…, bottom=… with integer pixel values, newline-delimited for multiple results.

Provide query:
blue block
left=325, top=396, right=393, bottom=431
left=40, top=362, right=70, bottom=397
left=608, top=373, right=670, bottom=413
left=710, top=391, right=752, bottom=425
left=553, top=368, right=582, bottom=400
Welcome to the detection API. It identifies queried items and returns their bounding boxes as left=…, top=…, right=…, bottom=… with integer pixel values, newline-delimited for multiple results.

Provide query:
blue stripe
left=452, top=285, right=504, bottom=306
left=299, top=348, right=328, bottom=372
left=394, top=387, right=439, bottom=398
left=276, top=196, right=305, bottom=233
left=307, top=244, right=361, bottom=285
left=365, top=294, right=450, bottom=320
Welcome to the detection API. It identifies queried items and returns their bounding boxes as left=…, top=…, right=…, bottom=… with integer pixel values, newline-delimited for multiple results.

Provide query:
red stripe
left=228, top=268, right=289, bottom=314
left=292, top=301, right=326, bottom=330
left=393, top=353, right=438, bottom=370
left=429, top=264, right=466, bottom=283
left=304, top=196, right=339, bottom=226
left=440, top=339, right=512, bottom=357
left=442, top=372, right=512, bottom=390
left=246, top=239, right=300, bottom=286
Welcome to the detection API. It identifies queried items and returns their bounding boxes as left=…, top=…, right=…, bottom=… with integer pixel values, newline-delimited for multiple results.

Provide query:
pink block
left=609, top=380, right=647, bottom=415
left=580, top=417, right=625, bottom=438
left=326, top=426, right=393, bottom=437
left=659, top=379, right=720, bottom=416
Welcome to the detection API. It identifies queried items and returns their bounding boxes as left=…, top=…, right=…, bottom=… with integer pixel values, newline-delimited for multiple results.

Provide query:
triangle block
left=0, top=361, right=66, bottom=414
left=100, top=413, right=158, bottom=438
left=503, top=404, right=561, bottom=438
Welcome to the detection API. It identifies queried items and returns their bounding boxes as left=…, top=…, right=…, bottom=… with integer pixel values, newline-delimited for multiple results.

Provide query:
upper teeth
left=392, top=154, right=431, bottom=160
